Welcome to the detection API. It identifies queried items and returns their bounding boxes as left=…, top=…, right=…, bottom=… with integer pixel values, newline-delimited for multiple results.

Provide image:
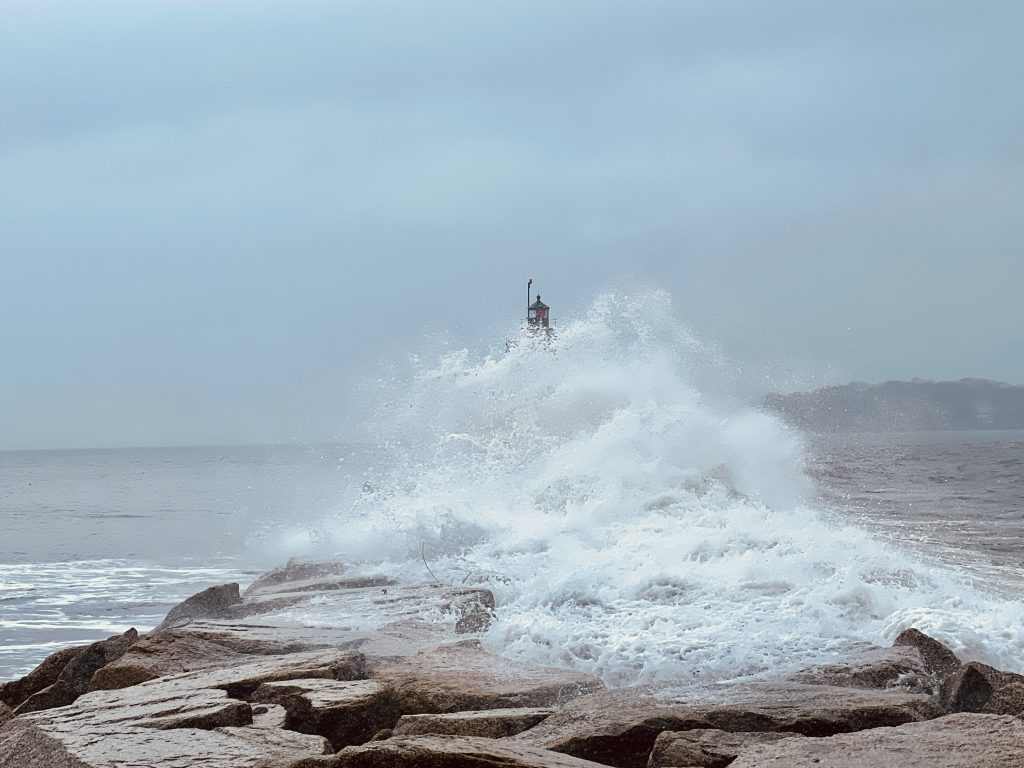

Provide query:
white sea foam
left=275, top=291, right=1024, bottom=686
left=0, top=560, right=246, bottom=679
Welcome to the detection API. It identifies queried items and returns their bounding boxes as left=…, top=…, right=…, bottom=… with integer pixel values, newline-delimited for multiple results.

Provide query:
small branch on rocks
left=420, top=543, right=443, bottom=586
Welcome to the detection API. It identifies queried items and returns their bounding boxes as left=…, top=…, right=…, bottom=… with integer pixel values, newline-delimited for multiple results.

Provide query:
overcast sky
left=1, top=0, right=1022, bottom=450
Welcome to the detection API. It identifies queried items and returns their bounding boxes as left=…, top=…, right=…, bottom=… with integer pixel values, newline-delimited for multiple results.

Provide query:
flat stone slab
left=148, top=649, right=369, bottom=700
left=649, top=728, right=802, bottom=768
left=0, top=717, right=331, bottom=768
left=318, top=734, right=616, bottom=767
left=0, top=678, right=330, bottom=768
left=789, top=642, right=933, bottom=694
left=515, top=682, right=942, bottom=768
left=730, top=713, right=1024, bottom=768
left=393, top=707, right=555, bottom=738
left=372, top=645, right=602, bottom=714
left=89, top=631, right=320, bottom=691
left=182, top=585, right=495, bottom=660
left=253, top=678, right=397, bottom=749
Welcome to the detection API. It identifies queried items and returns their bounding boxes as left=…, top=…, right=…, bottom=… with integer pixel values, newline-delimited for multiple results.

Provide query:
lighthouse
left=526, top=279, right=552, bottom=334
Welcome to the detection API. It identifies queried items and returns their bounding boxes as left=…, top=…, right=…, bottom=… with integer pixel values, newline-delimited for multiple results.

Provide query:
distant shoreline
left=762, top=378, right=1024, bottom=433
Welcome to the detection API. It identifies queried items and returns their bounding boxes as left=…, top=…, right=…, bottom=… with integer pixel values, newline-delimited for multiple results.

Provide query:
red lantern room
left=528, top=296, right=550, bottom=328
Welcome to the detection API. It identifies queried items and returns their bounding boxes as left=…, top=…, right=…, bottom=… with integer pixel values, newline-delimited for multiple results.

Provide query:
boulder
left=0, top=676, right=331, bottom=768
left=180, top=584, right=500, bottom=660
left=0, top=716, right=330, bottom=768
left=451, top=589, right=496, bottom=634
left=942, top=661, right=1024, bottom=715
left=515, top=682, right=942, bottom=768
left=647, top=728, right=801, bottom=768
left=0, top=645, right=86, bottom=709
left=89, top=630, right=317, bottom=691
left=143, top=649, right=369, bottom=700
left=371, top=644, right=602, bottom=714
left=0, top=704, right=11, bottom=730
left=0, top=719, right=90, bottom=768
left=982, top=681, right=1024, bottom=717
left=392, top=707, right=554, bottom=738
left=155, top=583, right=243, bottom=632
left=943, top=662, right=1003, bottom=713
left=789, top=642, right=932, bottom=693
left=14, top=629, right=139, bottom=714
left=248, top=575, right=395, bottom=599
left=729, top=713, right=1024, bottom=768
left=252, top=678, right=398, bottom=750
left=243, top=559, right=352, bottom=596
left=456, top=611, right=493, bottom=633
left=893, top=629, right=962, bottom=681
left=304, top=734, right=615, bottom=767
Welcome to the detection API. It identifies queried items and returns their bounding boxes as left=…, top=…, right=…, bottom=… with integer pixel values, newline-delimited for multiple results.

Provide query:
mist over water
left=267, top=292, right=1024, bottom=687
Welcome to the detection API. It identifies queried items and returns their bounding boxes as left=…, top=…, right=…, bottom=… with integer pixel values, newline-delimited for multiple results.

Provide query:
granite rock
left=252, top=678, right=398, bottom=749
left=155, top=583, right=243, bottom=632
left=372, top=644, right=603, bottom=714
left=789, top=642, right=932, bottom=694
left=0, top=646, right=86, bottom=709
left=942, top=661, right=1024, bottom=715
left=302, top=734, right=616, bottom=767
left=243, top=559, right=353, bottom=597
left=0, top=677, right=332, bottom=768
left=516, top=682, right=942, bottom=768
left=647, top=728, right=801, bottom=768
left=893, top=628, right=962, bottom=681
left=392, top=707, right=554, bottom=738
left=730, top=713, right=1024, bottom=768
left=90, top=630, right=318, bottom=691
left=15, top=629, right=139, bottom=714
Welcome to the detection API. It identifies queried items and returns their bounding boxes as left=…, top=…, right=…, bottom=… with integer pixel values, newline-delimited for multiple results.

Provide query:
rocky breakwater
left=0, top=564, right=1021, bottom=768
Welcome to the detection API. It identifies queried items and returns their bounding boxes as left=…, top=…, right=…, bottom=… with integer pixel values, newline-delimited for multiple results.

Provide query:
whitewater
left=3, top=292, right=1022, bottom=686
left=258, top=291, right=1024, bottom=688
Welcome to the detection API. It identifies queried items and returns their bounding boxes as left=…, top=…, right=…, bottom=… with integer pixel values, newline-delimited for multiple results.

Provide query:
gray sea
left=2, top=431, right=1022, bottom=682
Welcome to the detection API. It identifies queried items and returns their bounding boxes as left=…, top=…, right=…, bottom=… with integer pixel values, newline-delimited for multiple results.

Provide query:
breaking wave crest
left=276, top=291, right=1024, bottom=686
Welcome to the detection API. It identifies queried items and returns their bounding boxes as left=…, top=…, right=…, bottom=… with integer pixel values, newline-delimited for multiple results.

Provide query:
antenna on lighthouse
left=527, top=278, right=533, bottom=315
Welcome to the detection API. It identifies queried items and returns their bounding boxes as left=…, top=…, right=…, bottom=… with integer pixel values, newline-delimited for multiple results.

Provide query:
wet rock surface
left=90, top=631, right=321, bottom=692
left=1, top=565, right=1021, bottom=768
left=155, top=583, right=245, bottom=632
left=514, top=682, right=942, bottom=768
left=0, top=645, right=86, bottom=709
left=243, top=559, right=353, bottom=597
left=0, top=678, right=331, bottom=768
left=729, top=713, right=1024, bottom=767
left=893, top=628, right=963, bottom=681
left=647, top=728, right=802, bottom=768
left=788, top=642, right=934, bottom=693
left=318, top=734, right=613, bottom=767
left=252, top=678, right=398, bottom=749
left=392, top=707, right=554, bottom=738
left=147, top=649, right=370, bottom=700
left=942, top=660, right=1024, bottom=715
left=372, top=645, right=603, bottom=714
left=14, top=629, right=139, bottom=715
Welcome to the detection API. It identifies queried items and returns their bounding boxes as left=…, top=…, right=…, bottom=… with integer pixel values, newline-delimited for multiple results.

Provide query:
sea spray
left=272, top=291, right=1024, bottom=686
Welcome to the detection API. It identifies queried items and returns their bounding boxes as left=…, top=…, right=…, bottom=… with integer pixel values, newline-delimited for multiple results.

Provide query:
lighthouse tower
left=526, top=279, right=552, bottom=334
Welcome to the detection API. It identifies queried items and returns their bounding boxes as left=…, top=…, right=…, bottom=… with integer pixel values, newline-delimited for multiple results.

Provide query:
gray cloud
left=1, top=0, right=1022, bottom=448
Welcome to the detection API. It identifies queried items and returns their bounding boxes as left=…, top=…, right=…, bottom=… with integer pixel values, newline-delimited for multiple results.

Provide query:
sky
left=1, top=0, right=1022, bottom=450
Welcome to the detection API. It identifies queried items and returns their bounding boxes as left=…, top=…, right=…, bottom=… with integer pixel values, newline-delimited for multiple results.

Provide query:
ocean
left=2, top=295, right=1022, bottom=685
